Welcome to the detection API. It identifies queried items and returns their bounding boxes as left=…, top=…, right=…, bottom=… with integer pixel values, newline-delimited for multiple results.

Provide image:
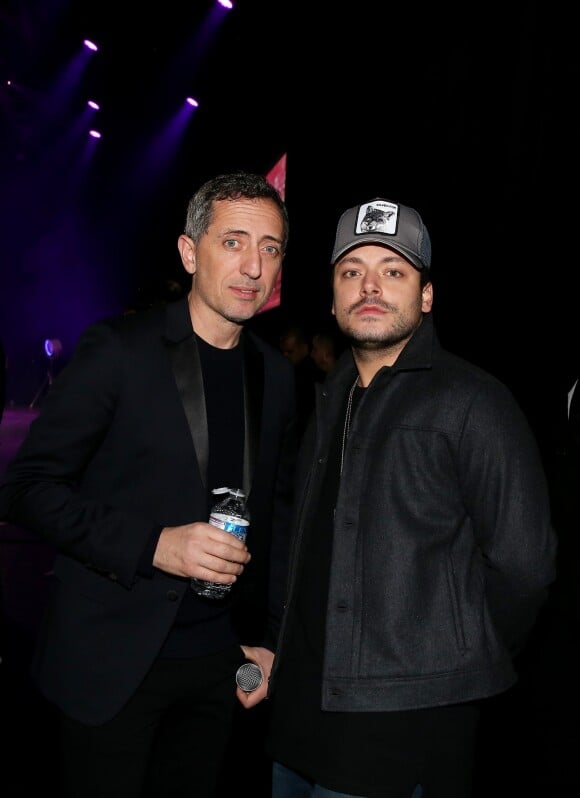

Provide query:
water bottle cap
left=230, top=488, right=246, bottom=498
left=211, top=487, right=230, bottom=495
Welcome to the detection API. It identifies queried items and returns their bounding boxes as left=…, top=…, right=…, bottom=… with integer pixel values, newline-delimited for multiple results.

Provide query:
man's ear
left=178, top=234, right=196, bottom=275
left=421, top=281, right=433, bottom=312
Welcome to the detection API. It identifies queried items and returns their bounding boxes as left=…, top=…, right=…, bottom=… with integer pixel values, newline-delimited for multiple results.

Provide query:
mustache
left=232, top=282, right=261, bottom=290
left=349, top=297, right=396, bottom=313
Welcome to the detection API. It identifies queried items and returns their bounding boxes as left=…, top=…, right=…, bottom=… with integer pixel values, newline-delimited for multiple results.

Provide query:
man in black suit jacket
left=0, top=172, right=297, bottom=797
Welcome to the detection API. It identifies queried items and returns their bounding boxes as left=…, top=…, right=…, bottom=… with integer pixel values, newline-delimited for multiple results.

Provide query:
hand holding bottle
left=190, top=487, right=250, bottom=599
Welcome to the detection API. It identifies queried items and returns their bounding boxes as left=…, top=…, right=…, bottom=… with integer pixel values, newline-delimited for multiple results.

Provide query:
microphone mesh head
left=235, top=662, right=263, bottom=692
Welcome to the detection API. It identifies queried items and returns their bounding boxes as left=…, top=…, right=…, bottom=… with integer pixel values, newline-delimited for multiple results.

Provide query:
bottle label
left=208, top=512, right=249, bottom=541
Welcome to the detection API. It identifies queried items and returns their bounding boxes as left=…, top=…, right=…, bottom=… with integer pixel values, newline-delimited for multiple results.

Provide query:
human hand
left=236, top=645, right=274, bottom=708
left=153, top=521, right=250, bottom=582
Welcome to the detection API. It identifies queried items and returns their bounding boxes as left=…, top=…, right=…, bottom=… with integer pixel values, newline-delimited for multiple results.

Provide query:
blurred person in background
left=310, top=329, right=339, bottom=375
left=279, top=323, right=325, bottom=440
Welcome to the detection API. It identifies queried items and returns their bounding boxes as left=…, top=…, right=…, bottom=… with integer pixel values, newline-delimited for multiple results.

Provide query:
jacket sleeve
left=459, top=379, right=558, bottom=656
left=0, top=321, right=157, bottom=588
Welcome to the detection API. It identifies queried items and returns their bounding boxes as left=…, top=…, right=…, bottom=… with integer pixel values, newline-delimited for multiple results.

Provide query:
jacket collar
left=164, top=295, right=196, bottom=343
left=163, top=296, right=262, bottom=495
left=328, top=311, right=438, bottom=392
left=390, top=311, right=436, bottom=373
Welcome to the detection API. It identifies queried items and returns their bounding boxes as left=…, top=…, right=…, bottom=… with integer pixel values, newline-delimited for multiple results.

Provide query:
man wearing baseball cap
left=266, top=197, right=557, bottom=797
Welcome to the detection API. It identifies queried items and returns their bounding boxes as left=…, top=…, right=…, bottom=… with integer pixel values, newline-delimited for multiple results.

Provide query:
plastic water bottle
left=190, top=487, right=250, bottom=600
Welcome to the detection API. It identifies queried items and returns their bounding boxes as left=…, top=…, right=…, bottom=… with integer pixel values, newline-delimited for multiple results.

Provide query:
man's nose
left=361, top=276, right=380, bottom=295
left=241, top=250, right=262, bottom=278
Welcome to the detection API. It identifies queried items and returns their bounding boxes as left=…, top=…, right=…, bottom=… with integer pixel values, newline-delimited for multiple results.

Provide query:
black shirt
left=159, top=334, right=245, bottom=658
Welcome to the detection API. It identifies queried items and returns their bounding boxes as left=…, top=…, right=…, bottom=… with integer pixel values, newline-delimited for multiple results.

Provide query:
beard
left=339, top=297, right=423, bottom=351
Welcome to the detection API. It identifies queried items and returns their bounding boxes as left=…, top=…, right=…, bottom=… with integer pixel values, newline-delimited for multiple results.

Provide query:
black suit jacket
left=0, top=297, right=297, bottom=723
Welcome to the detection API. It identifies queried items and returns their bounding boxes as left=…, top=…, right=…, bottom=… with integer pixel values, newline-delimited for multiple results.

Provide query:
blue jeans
left=272, top=762, right=423, bottom=798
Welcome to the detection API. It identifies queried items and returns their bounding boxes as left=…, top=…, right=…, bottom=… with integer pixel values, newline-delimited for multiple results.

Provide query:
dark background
left=1, top=0, right=578, bottom=421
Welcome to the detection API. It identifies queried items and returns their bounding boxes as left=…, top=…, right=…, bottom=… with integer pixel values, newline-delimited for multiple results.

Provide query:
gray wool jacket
left=270, top=312, right=557, bottom=712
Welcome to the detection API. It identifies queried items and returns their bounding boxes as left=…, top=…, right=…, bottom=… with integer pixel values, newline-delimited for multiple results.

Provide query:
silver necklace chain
left=340, top=377, right=359, bottom=474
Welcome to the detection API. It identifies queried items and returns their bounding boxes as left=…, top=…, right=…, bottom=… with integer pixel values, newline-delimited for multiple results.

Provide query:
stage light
left=30, top=339, right=63, bottom=407
left=186, top=96, right=199, bottom=107
left=217, top=0, right=233, bottom=8
left=89, top=129, right=101, bottom=139
left=84, top=39, right=98, bottom=52
left=44, top=339, right=63, bottom=359
left=88, top=99, right=100, bottom=110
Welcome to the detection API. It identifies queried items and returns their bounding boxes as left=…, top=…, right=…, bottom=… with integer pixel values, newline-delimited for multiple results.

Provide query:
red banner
left=259, top=153, right=286, bottom=313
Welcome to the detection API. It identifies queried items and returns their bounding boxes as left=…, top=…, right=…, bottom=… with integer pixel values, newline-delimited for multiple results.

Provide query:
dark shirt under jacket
left=159, top=334, right=244, bottom=658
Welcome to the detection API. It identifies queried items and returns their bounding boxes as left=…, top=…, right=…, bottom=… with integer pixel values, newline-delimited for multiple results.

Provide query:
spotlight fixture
left=44, top=338, right=63, bottom=359
left=83, top=39, right=98, bottom=51
left=186, top=97, right=199, bottom=107
left=30, top=339, right=63, bottom=408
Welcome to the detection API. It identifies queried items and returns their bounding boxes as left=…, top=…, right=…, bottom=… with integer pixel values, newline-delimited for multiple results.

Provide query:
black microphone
left=235, top=662, right=263, bottom=692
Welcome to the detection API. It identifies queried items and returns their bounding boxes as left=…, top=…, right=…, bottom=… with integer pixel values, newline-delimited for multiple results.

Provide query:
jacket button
left=167, top=590, right=179, bottom=602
